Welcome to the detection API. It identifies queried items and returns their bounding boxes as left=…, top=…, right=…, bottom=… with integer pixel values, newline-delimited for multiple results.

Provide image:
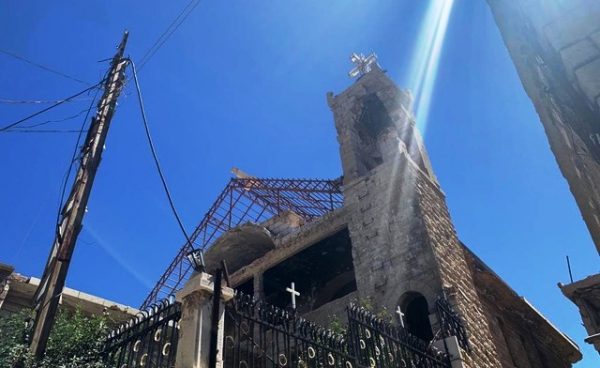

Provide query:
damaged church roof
left=141, top=173, right=344, bottom=308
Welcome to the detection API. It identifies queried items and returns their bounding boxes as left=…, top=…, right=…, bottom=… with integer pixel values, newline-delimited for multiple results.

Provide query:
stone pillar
left=175, top=272, right=234, bottom=368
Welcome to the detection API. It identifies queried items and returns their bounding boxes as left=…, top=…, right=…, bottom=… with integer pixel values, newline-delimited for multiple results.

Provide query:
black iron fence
left=224, top=292, right=361, bottom=368
left=103, top=298, right=181, bottom=368
left=435, top=296, right=470, bottom=352
left=347, top=304, right=451, bottom=368
left=224, top=292, right=451, bottom=368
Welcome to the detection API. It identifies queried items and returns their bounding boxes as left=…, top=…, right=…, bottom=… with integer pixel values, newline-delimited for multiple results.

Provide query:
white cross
left=396, top=305, right=405, bottom=328
left=348, top=52, right=378, bottom=79
left=285, top=282, right=300, bottom=309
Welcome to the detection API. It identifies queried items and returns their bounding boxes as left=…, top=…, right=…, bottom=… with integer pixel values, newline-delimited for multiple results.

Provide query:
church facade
left=202, top=61, right=581, bottom=367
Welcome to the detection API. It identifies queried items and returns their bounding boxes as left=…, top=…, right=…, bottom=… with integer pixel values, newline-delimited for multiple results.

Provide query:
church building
left=148, top=56, right=582, bottom=367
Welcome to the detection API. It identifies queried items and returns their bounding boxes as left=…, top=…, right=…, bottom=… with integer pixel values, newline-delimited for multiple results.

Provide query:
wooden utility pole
left=29, top=32, right=129, bottom=359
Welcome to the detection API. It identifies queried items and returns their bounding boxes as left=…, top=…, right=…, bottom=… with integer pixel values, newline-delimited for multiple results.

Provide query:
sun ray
left=407, top=0, right=455, bottom=135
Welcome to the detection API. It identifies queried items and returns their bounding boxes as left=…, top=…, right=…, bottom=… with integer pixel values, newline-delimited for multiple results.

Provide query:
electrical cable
left=2, top=129, right=88, bottom=134
left=0, top=83, right=101, bottom=132
left=138, top=0, right=201, bottom=70
left=0, top=48, right=91, bottom=86
left=0, top=97, right=92, bottom=105
left=129, top=58, right=195, bottom=250
left=11, top=108, right=90, bottom=129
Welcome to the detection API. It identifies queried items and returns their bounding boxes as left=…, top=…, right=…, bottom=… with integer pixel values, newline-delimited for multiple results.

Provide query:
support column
left=175, top=272, right=234, bottom=368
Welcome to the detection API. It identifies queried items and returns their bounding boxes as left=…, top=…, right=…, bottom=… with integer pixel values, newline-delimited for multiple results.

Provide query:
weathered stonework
left=486, top=0, right=600, bottom=253
left=487, top=0, right=600, bottom=355
left=328, top=66, right=503, bottom=367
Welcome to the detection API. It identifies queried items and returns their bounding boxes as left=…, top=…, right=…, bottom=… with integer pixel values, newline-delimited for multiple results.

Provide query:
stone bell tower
left=327, top=55, right=503, bottom=367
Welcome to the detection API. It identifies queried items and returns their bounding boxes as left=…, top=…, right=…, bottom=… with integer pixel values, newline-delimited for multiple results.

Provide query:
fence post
left=175, top=272, right=234, bottom=368
left=433, top=336, right=465, bottom=368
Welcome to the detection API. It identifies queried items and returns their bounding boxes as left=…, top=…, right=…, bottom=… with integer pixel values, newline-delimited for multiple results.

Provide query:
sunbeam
left=407, top=0, right=455, bottom=135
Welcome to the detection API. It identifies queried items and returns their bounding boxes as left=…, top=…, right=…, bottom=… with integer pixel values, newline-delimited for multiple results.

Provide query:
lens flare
left=408, top=0, right=455, bottom=135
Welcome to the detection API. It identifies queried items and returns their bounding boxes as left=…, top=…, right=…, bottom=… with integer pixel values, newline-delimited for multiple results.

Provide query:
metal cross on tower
left=396, top=305, right=406, bottom=328
left=348, top=52, right=378, bottom=78
left=286, top=282, right=300, bottom=310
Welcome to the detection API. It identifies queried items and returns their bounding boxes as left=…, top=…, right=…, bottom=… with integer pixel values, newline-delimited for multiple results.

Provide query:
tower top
left=348, top=52, right=380, bottom=79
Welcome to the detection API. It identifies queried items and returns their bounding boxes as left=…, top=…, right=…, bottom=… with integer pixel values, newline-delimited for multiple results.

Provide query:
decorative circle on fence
left=162, top=342, right=171, bottom=356
left=308, top=346, right=316, bottom=359
left=278, top=353, right=288, bottom=366
left=365, top=329, right=371, bottom=339
left=153, top=328, right=162, bottom=342
left=327, top=353, right=335, bottom=366
left=359, top=339, right=366, bottom=350
left=140, top=353, right=148, bottom=367
left=133, top=340, right=142, bottom=352
left=239, top=360, right=248, bottom=368
left=369, top=357, right=376, bottom=368
left=374, top=346, right=380, bottom=356
left=345, top=361, right=353, bottom=368
left=225, top=336, right=235, bottom=349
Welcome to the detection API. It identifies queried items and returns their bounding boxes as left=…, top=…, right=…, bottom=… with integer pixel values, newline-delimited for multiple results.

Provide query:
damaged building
left=487, top=0, right=600, bottom=355
left=144, top=60, right=582, bottom=367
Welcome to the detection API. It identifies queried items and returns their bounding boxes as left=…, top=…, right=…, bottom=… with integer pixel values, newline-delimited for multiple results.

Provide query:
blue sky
left=0, top=0, right=598, bottom=365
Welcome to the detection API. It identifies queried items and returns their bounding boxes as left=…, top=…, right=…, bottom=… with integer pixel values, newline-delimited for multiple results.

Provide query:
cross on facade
left=348, top=52, right=378, bottom=79
left=285, top=282, right=300, bottom=310
left=396, top=305, right=405, bottom=328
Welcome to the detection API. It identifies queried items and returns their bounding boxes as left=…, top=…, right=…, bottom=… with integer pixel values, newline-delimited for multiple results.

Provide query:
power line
left=138, top=0, right=201, bottom=69
left=129, top=58, right=195, bottom=250
left=0, top=48, right=91, bottom=86
left=0, top=83, right=101, bottom=132
left=11, top=108, right=90, bottom=129
left=0, top=97, right=92, bottom=105
left=2, top=129, right=88, bottom=134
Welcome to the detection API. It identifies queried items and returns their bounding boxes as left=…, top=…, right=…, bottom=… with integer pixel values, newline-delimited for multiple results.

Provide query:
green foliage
left=0, top=310, right=33, bottom=368
left=0, top=308, right=109, bottom=368
left=353, top=297, right=393, bottom=323
left=327, top=314, right=346, bottom=335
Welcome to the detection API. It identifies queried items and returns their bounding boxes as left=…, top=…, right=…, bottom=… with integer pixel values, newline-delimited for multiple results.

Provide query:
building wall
left=487, top=0, right=600, bottom=253
left=329, top=68, right=503, bottom=367
left=487, top=0, right=600, bottom=355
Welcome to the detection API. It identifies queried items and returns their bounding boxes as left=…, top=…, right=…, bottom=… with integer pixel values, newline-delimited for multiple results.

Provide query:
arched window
left=401, top=292, right=434, bottom=341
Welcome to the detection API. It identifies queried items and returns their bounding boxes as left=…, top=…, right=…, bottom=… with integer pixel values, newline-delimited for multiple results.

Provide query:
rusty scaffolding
left=141, top=177, right=344, bottom=309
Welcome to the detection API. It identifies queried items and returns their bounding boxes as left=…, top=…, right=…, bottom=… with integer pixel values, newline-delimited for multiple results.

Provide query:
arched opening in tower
left=402, top=292, right=434, bottom=341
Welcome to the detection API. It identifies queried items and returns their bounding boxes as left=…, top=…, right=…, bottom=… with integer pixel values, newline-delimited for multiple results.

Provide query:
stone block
left=560, top=39, right=600, bottom=76
left=543, top=6, right=600, bottom=51
left=590, top=29, right=600, bottom=50
left=575, top=57, right=600, bottom=106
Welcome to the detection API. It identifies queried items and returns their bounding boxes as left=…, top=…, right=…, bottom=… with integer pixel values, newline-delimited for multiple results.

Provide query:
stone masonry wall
left=414, top=167, right=503, bottom=368
left=343, top=156, right=444, bottom=309
left=479, top=296, right=574, bottom=368
left=330, top=68, right=504, bottom=367
left=487, top=0, right=600, bottom=253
